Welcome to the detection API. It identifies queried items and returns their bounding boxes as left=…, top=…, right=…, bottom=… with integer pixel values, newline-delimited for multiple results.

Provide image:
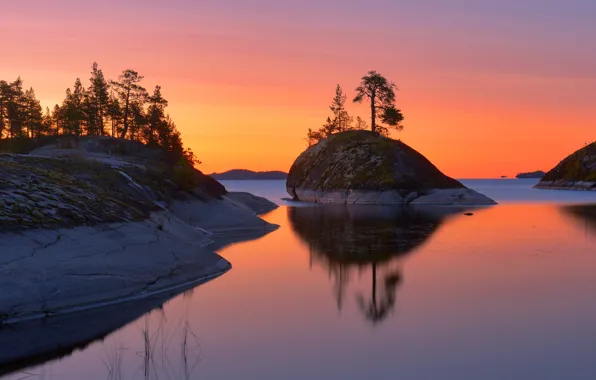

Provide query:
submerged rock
left=286, top=130, right=496, bottom=205
left=535, top=142, right=596, bottom=191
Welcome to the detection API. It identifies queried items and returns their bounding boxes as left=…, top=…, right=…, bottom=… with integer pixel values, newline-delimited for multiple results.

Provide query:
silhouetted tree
left=52, top=104, right=63, bottom=134
left=22, top=88, right=43, bottom=138
left=107, top=94, right=122, bottom=137
left=329, top=84, right=352, bottom=132
left=110, top=69, right=147, bottom=139
left=87, top=62, right=110, bottom=135
left=305, top=85, right=356, bottom=146
left=353, top=70, right=404, bottom=134
left=61, top=78, right=86, bottom=136
left=128, top=101, right=146, bottom=141
left=41, top=106, right=54, bottom=136
left=145, top=85, right=168, bottom=145
left=0, top=63, right=198, bottom=167
left=5, top=78, right=24, bottom=137
left=0, top=80, right=9, bottom=137
left=306, top=128, right=325, bottom=147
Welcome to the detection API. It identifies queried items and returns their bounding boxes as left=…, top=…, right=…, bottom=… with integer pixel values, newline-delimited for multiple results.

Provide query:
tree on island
left=329, top=84, right=352, bottom=132
left=353, top=70, right=404, bottom=134
left=306, top=84, right=359, bottom=146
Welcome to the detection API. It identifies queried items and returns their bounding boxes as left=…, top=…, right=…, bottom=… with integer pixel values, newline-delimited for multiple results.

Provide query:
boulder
left=286, top=130, right=496, bottom=205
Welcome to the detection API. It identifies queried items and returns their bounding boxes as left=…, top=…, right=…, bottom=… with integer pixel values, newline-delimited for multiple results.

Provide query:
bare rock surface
left=0, top=211, right=228, bottom=323
left=225, top=191, right=279, bottom=214
left=0, top=138, right=278, bottom=324
left=287, top=130, right=496, bottom=205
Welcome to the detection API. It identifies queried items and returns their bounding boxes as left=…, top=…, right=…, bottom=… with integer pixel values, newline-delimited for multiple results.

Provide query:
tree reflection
left=288, top=204, right=466, bottom=325
left=560, top=204, right=596, bottom=237
left=357, top=264, right=402, bottom=325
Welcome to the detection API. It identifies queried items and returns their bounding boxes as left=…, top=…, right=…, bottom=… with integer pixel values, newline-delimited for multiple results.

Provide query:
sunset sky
left=2, top=0, right=595, bottom=177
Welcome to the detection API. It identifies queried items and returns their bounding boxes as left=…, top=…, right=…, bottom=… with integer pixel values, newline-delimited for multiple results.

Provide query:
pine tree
left=145, top=86, right=168, bottom=145
left=52, top=104, right=63, bottom=135
left=110, top=69, right=147, bottom=139
left=41, top=107, right=54, bottom=136
left=107, top=94, right=122, bottom=137
left=88, top=62, right=109, bottom=135
left=22, top=88, right=43, bottom=138
left=61, top=79, right=86, bottom=136
left=0, top=80, right=9, bottom=138
left=353, top=70, right=404, bottom=134
left=0, top=63, right=199, bottom=167
left=6, top=78, right=25, bottom=138
left=330, top=85, right=352, bottom=132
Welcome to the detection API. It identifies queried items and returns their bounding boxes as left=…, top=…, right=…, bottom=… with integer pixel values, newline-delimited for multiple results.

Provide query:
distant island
left=516, top=171, right=546, bottom=179
left=210, top=169, right=288, bottom=180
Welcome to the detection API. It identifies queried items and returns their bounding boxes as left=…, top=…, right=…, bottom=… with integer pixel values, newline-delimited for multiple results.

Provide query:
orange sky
left=2, top=1, right=595, bottom=177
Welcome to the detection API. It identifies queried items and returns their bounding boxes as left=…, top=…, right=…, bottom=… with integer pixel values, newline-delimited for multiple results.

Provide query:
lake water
left=2, top=179, right=596, bottom=380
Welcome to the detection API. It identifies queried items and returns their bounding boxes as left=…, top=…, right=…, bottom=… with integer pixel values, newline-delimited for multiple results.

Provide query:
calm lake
left=2, top=179, right=596, bottom=380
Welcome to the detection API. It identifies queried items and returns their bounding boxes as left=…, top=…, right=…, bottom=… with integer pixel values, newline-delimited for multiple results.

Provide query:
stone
left=286, top=130, right=496, bottom=205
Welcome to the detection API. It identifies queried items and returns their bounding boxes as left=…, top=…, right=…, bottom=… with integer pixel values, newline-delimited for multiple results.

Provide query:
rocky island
left=535, top=142, right=596, bottom=191
left=286, top=130, right=496, bottom=205
left=0, top=137, right=278, bottom=324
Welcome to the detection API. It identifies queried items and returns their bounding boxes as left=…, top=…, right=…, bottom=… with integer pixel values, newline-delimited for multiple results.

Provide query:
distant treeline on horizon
left=0, top=62, right=195, bottom=164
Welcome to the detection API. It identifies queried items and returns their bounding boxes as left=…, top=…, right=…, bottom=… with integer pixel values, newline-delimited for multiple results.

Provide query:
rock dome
left=286, top=130, right=496, bottom=205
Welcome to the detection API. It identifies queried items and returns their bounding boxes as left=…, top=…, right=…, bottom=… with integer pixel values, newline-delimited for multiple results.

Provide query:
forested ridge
left=0, top=62, right=196, bottom=165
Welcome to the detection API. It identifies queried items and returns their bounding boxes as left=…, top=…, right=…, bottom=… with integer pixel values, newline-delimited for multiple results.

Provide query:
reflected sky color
left=2, top=1, right=596, bottom=176
left=3, top=202, right=595, bottom=379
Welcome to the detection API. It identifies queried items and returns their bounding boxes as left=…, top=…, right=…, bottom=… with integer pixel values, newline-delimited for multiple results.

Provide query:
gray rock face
left=535, top=180, right=596, bottom=191
left=225, top=192, right=279, bottom=214
left=287, top=130, right=496, bottom=205
left=0, top=149, right=279, bottom=324
left=0, top=211, right=229, bottom=323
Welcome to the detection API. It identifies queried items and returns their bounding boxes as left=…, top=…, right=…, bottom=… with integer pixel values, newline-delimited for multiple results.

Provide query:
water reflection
left=0, top=282, right=202, bottom=378
left=0, top=227, right=277, bottom=379
left=288, top=205, right=469, bottom=324
left=561, top=204, right=596, bottom=235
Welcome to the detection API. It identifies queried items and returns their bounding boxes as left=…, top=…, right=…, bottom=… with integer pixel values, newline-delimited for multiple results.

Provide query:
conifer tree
left=88, top=62, right=109, bottom=135
left=353, top=70, right=404, bottom=134
left=329, top=85, right=352, bottom=132
left=110, top=69, right=147, bottom=139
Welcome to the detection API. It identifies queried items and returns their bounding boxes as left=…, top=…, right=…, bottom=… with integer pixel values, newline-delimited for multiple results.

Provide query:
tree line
left=0, top=63, right=195, bottom=164
left=306, top=70, right=405, bottom=146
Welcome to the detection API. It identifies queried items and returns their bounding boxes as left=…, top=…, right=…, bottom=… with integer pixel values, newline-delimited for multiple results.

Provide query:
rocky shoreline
left=534, top=180, right=596, bottom=191
left=290, top=187, right=496, bottom=205
left=0, top=141, right=278, bottom=324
